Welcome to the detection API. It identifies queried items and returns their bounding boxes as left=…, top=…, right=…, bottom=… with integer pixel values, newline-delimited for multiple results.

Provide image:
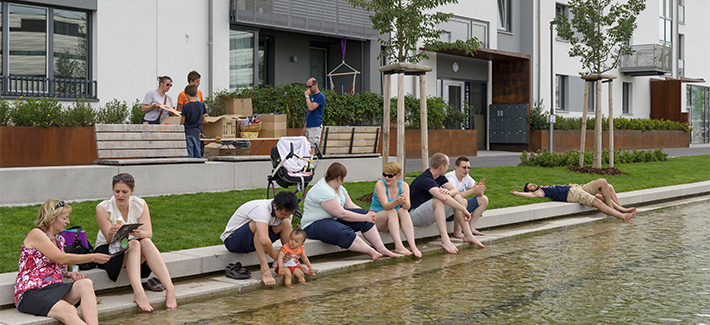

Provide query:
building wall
left=679, top=0, right=710, bottom=108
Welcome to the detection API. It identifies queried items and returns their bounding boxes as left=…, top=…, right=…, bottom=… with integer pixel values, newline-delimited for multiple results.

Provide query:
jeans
left=186, top=134, right=201, bottom=158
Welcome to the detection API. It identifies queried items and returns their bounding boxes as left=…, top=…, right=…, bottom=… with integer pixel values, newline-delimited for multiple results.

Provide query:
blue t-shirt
left=409, top=169, right=449, bottom=211
left=182, top=101, right=207, bottom=137
left=540, top=185, right=570, bottom=202
left=305, top=92, right=325, bottom=128
left=370, top=179, right=402, bottom=212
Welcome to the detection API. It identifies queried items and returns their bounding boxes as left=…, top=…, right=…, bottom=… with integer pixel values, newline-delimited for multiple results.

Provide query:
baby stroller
left=267, top=136, right=320, bottom=221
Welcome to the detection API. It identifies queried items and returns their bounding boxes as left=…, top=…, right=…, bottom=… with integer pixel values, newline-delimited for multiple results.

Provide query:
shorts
left=17, top=282, right=74, bottom=316
left=95, top=243, right=152, bottom=282
left=224, top=222, right=280, bottom=253
left=580, top=181, right=600, bottom=195
left=304, top=208, right=374, bottom=249
left=567, top=186, right=597, bottom=207
left=274, top=264, right=301, bottom=275
left=410, top=198, right=454, bottom=227
left=306, top=126, right=322, bottom=148
left=446, top=196, right=480, bottom=221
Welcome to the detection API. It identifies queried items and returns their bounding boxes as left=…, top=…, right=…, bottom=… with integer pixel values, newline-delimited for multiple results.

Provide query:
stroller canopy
left=276, top=136, right=311, bottom=173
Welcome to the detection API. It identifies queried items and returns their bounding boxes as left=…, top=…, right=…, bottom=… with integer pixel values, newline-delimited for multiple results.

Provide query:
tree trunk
left=608, top=79, right=614, bottom=168
left=419, top=74, right=429, bottom=171
left=397, top=72, right=405, bottom=176
left=382, top=73, right=391, bottom=169
left=579, top=81, right=590, bottom=167
left=593, top=80, right=602, bottom=168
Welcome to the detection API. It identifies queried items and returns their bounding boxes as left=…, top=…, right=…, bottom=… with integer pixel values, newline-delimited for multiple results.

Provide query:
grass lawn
left=1, top=155, right=708, bottom=273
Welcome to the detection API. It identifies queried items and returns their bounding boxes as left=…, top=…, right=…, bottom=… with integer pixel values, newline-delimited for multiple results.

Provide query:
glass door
left=442, top=79, right=465, bottom=129
left=688, top=85, right=709, bottom=144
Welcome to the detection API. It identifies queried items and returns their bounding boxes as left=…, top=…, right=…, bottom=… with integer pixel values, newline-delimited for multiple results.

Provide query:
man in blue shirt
left=510, top=178, right=637, bottom=221
left=301, top=77, right=325, bottom=155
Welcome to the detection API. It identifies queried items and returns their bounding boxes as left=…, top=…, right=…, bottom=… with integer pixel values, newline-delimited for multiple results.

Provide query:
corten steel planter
left=386, top=129, right=478, bottom=159
left=529, top=130, right=690, bottom=152
left=0, top=126, right=97, bottom=167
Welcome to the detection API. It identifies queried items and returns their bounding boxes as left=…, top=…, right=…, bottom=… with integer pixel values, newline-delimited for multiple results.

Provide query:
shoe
left=225, top=262, right=251, bottom=280
left=144, top=277, right=165, bottom=291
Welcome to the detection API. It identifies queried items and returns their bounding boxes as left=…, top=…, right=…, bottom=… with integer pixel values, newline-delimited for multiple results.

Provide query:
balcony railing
left=620, top=44, right=672, bottom=76
left=230, top=0, right=378, bottom=40
left=2, top=76, right=97, bottom=99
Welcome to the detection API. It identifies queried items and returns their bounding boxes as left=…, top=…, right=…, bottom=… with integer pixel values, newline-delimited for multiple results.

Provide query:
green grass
left=1, top=155, right=708, bottom=273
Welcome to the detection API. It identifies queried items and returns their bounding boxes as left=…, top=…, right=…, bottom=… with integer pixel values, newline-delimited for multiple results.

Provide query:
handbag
left=61, top=225, right=96, bottom=270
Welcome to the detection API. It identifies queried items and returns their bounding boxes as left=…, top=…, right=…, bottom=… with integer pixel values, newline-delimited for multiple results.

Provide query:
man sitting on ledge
left=220, top=191, right=299, bottom=285
left=510, top=178, right=637, bottom=222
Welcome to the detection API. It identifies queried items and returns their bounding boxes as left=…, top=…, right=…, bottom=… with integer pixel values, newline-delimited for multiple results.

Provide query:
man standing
left=409, top=152, right=485, bottom=254
left=445, top=156, right=489, bottom=238
left=301, top=77, right=325, bottom=154
left=220, top=191, right=300, bottom=285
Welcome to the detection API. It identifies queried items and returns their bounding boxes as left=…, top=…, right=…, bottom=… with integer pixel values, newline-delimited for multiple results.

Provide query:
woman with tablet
left=95, top=173, right=176, bottom=312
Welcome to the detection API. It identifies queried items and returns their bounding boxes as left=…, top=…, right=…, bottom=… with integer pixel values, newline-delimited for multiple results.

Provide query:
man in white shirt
left=220, top=191, right=298, bottom=285
left=445, top=156, right=489, bottom=238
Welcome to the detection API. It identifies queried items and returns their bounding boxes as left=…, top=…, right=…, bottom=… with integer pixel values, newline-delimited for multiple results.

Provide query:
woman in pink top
left=14, top=199, right=109, bottom=324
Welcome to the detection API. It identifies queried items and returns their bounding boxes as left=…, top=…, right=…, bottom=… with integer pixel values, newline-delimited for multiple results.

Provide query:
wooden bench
left=319, top=126, right=381, bottom=156
left=94, top=124, right=207, bottom=165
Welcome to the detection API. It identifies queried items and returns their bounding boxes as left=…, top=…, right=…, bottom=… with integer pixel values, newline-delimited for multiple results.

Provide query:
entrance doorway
left=441, top=79, right=488, bottom=150
left=442, top=80, right=465, bottom=128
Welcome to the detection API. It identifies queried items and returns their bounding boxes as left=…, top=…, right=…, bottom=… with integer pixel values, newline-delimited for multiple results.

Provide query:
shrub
left=60, top=98, right=96, bottom=127
left=96, top=99, right=129, bottom=124
left=0, top=99, right=10, bottom=126
left=519, top=148, right=668, bottom=167
left=529, top=106, right=690, bottom=132
left=129, top=100, right=144, bottom=124
left=10, top=97, right=62, bottom=127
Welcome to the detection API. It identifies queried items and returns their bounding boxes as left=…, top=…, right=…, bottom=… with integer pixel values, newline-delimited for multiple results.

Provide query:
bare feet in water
left=624, top=209, right=637, bottom=222
left=471, top=229, right=485, bottom=236
left=134, top=292, right=154, bottom=312
left=394, top=247, right=413, bottom=256
left=441, top=240, right=459, bottom=254
left=411, top=247, right=422, bottom=258
left=166, top=288, right=177, bottom=310
left=261, top=272, right=276, bottom=286
left=379, top=248, right=400, bottom=258
left=463, top=234, right=485, bottom=248
left=369, top=250, right=383, bottom=260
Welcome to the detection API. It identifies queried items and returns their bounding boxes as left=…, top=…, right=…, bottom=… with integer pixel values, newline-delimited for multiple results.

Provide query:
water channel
left=105, top=199, right=710, bottom=324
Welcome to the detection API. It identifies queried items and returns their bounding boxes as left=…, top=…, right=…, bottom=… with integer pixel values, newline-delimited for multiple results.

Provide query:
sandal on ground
left=144, top=277, right=165, bottom=291
left=225, top=262, right=251, bottom=280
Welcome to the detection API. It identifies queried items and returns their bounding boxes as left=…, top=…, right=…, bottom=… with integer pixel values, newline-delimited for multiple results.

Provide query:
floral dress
left=14, top=232, right=66, bottom=307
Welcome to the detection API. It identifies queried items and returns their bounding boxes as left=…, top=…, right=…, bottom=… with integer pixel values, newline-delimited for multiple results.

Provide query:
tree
left=556, top=0, right=646, bottom=168
left=348, top=0, right=458, bottom=63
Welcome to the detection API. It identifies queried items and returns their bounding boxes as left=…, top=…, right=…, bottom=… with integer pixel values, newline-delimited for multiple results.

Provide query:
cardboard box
left=202, top=116, right=238, bottom=139
left=203, top=142, right=250, bottom=157
left=160, top=116, right=182, bottom=125
left=258, top=113, right=287, bottom=138
left=218, top=95, right=253, bottom=116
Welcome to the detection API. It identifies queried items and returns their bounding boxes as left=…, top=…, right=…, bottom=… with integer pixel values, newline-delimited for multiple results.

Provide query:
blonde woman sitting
left=370, top=162, right=422, bottom=258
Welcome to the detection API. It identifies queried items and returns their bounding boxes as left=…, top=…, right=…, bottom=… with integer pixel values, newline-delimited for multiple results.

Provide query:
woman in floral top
left=14, top=199, right=109, bottom=324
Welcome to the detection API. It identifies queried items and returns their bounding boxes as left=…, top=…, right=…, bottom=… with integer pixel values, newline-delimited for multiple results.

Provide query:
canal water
left=105, top=199, right=710, bottom=324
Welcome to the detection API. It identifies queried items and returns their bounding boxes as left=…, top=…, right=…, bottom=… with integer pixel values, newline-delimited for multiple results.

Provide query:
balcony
left=230, top=0, right=378, bottom=40
left=2, top=76, right=97, bottom=99
left=620, top=44, right=672, bottom=76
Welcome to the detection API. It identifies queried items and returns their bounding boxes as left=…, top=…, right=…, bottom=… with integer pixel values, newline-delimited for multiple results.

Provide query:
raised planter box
left=0, top=126, right=96, bottom=167
left=530, top=129, right=690, bottom=152
left=385, top=129, right=477, bottom=158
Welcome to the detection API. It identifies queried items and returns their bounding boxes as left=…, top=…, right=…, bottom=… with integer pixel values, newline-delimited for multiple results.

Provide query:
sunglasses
left=306, top=84, right=314, bottom=88
left=54, top=200, right=65, bottom=210
left=113, top=175, right=134, bottom=183
left=382, top=172, right=397, bottom=178
left=165, top=83, right=173, bottom=87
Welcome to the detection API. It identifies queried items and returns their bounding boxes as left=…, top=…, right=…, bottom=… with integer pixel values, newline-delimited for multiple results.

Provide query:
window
left=659, top=0, right=673, bottom=45
left=555, top=3, right=568, bottom=39
left=229, top=29, right=255, bottom=90
left=2, top=4, right=93, bottom=98
left=678, top=0, right=685, bottom=24
left=678, top=34, right=684, bottom=77
left=587, top=81, right=595, bottom=112
left=498, top=0, right=511, bottom=32
left=622, top=82, right=632, bottom=114
left=438, top=16, right=489, bottom=48
left=555, top=75, right=568, bottom=111
left=309, top=47, right=326, bottom=90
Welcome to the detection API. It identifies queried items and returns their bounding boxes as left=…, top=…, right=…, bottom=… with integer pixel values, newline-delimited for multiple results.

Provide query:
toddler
left=273, top=229, right=314, bottom=286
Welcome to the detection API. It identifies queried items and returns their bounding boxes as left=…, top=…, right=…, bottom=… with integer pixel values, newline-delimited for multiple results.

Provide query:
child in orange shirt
left=273, top=229, right=314, bottom=286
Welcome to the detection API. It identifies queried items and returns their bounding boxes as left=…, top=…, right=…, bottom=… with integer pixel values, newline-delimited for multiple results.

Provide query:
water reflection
left=104, top=200, right=710, bottom=324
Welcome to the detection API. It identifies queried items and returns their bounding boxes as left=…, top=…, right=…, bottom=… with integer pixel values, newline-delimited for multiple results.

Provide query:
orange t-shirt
left=177, top=89, right=203, bottom=106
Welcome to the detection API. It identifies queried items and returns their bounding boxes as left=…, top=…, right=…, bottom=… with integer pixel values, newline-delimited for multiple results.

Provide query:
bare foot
left=379, top=248, right=400, bottom=258
left=261, top=272, right=276, bottom=286
left=471, top=229, right=485, bottom=236
left=134, top=292, right=154, bottom=312
left=298, top=277, right=307, bottom=285
left=464, top=235, right=485, bottom=248
left=165, top=289, right=177, bottom=310
left=624, top=209, right=637, bottom=222
left=452, top=232, right=464, bottom=239
left=369, top=250, right=383, bottom=260
left=411, top=247, right=422, bottom=258
left=394, top=247, right=413, bottom=256
left=441, top=240, right=459, bottom=254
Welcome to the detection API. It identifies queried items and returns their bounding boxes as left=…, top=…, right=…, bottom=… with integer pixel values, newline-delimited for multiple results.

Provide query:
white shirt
left=95, top=196, right=145, bottom=246
left=220, top=199, right=286, bottom=242
left=445, top=171, right=476, bottom=194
